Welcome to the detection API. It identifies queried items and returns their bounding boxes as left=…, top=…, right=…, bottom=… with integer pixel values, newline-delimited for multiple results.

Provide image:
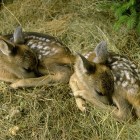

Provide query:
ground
left=0, top=0, right=140, bottom=140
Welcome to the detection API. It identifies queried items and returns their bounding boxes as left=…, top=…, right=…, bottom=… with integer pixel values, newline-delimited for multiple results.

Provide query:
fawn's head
left=75, top=41, right=114, bottom=103
left=0, top=36, right=39, bottom=78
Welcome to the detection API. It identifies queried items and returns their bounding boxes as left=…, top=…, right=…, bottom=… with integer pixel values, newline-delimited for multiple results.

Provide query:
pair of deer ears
left=78, top=41, right=109, bottom=74
left=0, top=26, right=24, bottom=56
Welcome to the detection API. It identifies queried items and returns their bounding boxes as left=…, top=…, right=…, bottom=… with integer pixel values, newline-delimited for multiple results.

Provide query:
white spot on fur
left=114, top=76, right=116, bottom=81
left=112, top=61, right=118, bottom=65
left=38, top=55, right=42, bottom=59
left=43, top=51, right=50, bottom=56
left=30, top=44, right=37, bottom=49
left=122, top=81, right=128, bottom=88
left=124, top=70, right=130, bottom=80
left=121, top=58, right=128, bottom=62
left=118, top=63, right=124, bottom=67
left=37, top=45, right=43, bottom=49
left=135, top=69, right=139, bottom=73
left=46, top=39, right=50, bottom=42
left=43, top=46, right=49, bottom=50
left=131, top=64, right=136, bottom=68
left=38, top=37, right=43, bottom=40
left=42, top=38, right=46, bottom=41
left=131, top=78, right=136, bottom=84
left=113, top=56, right=120, bottom=59
left=27, top=41, right=33, bottom=45
left=112, top=65, right=117, bottom=69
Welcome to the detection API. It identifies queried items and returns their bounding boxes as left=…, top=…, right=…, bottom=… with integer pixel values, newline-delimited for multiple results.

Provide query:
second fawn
left=70, top=41, right=140, bottom=122
left=70, top=41, right=115, bottom=112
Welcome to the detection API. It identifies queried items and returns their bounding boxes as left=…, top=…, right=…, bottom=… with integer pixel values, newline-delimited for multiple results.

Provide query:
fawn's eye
left=23, top=67, right=32, bottom=73
left=95, top=89, right=104, bottom=96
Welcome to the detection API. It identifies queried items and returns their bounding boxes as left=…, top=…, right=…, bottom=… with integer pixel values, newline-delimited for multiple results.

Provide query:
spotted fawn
left=69, top=41, right=115, bottom=112
left=3, top=26, right=75, bottom=88
left=70, top=41, right=140, bottom=122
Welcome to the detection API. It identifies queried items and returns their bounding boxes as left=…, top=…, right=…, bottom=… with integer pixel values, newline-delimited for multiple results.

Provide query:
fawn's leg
left=112, top=94, right=134, bottom=122
left=74, top=90, right=115, bottom=111
left=10, top=65, right=72, bottom=88
left=69, top=74, right=86, bottom=112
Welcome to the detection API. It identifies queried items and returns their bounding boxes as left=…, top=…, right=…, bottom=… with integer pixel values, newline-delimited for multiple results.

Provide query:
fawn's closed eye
left=95, top=89, right=104, bottom=96
left=23, top=67, right=33, bottom=73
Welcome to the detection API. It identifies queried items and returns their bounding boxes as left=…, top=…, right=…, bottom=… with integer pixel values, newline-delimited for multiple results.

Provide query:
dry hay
left=0, top=0, right=140, bottom=139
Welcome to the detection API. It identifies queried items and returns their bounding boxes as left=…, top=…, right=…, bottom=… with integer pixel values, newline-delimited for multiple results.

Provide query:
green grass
left=1, top=0, right=140, bottom=139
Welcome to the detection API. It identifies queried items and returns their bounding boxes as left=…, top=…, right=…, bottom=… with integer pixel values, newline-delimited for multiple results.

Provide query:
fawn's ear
left=93, top=41, right=108, bottom=64
left=77, top=53, right=96, bottom=74
left=0, top=39, right=14, bottom=55
left=13, top=26, right=24, bottom=44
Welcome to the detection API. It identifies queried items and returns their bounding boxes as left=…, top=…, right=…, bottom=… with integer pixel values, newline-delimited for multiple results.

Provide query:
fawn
left=0, top=36, right=38, bottom=83
left=70, top=41, right=115, bottom=112
left=3, top=26, right=75, bottom=88
left=70, top=41, right=140, bottom=122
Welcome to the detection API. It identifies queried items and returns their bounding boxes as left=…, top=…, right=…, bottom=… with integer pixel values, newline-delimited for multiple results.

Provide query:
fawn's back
left=108, top=53, right=140, bottom=94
